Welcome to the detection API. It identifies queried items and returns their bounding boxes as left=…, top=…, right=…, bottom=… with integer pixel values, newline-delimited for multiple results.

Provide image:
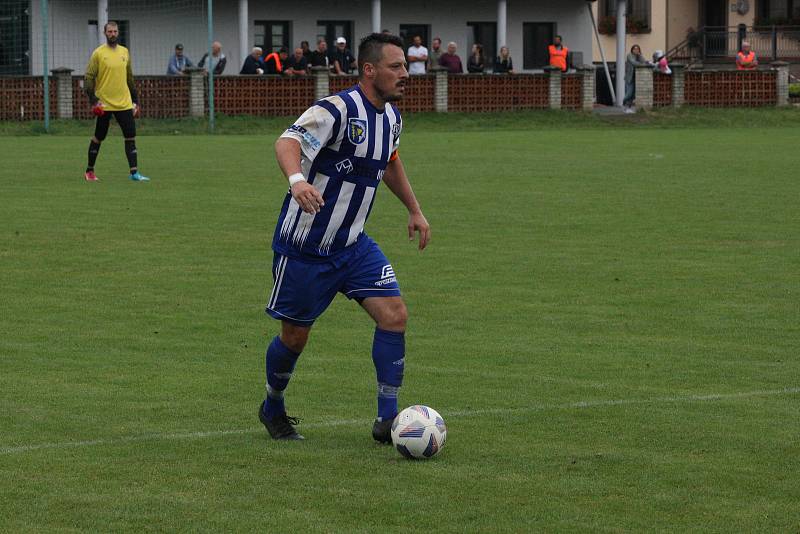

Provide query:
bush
left=686, top=27, right=703, bottom=49
left=598, top=15, right=650, bottom=35
left=789, top=83, right=800, bottom=98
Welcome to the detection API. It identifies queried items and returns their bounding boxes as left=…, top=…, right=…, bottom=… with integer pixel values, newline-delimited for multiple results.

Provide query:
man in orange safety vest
left=548, top=35, right=569, bottom=72
left=736, top=41, right=758, bottom=70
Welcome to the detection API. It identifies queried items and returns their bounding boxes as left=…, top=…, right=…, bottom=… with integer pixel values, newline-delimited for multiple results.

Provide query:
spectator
left=167, top=43, right=193, bottom=75
left=624, top=44, right=649, bottom=111
left=264, top=47, right=289, bottom=74
left=736, top=41, right=758, bottom=70
left=467, top=43, right=485, bottom=73
left=407, top=35, right=428, bottom=75
left=240, top=46, right=265, bottom=75
left=494, top=46, right=515, bottom=74
left=300, top=40, right=311, bottom=59
left=331, top=37, right=356, bottom=75
left=548, top=35, right=569, bottom=72
left=652, top=50, right=671, bottom=75
left=198, top=41, right=227, bottom=75
left=439, top=41, right=463, bottom=73
left=309, top=39, right=330, bottom=69
left=428, top=37, right=443, bottom=70
left=284, top=47, right=309, bottom=76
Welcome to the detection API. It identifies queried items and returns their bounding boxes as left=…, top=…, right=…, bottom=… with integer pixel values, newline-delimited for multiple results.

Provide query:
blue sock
left=263, top=336, right=300, bottom=418
left=372, top=328, right=405, bottom=421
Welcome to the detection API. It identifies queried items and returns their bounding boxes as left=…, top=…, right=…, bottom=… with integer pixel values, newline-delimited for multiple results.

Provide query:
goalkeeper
left=83, top=21, right=149, bottom=182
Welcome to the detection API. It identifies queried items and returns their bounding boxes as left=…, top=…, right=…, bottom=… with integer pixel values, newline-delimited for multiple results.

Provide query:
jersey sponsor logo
left=348, top=118, right=367, bottom=145
left=335, top=158, right=354, bottom=174
left=375, top=264, right=397, bottom=286
left=392, top=123, right=401, bottom=136
left=287, top=124, right=321, bottom=151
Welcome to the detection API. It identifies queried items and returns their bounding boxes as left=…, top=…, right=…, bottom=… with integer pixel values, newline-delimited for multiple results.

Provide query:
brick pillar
left=186, top=67, right=205, bottom=117
left=634, top=64, right=653, bottom=110
left=670, top=63, right=685, bottom=108
left=51, top=67, right=73, bottom=119
left=312, top=66, right=330, bottom=101
left=545, top=66, right=561, bottom=110
left=772, top=61, right=790, bottom=106
left=577, top=65, right=595, bottom=111
left=434, top=69, right=448, bottom=113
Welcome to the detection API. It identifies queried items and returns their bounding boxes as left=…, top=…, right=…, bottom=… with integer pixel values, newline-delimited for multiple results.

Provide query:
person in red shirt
left=438, top=41, right=464, bottom=73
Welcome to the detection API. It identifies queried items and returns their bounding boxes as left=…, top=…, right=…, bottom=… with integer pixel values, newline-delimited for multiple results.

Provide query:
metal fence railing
left=704, top=26, right=800, bottom=60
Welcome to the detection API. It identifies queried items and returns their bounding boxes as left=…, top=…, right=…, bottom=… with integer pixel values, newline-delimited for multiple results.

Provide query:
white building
left=20, top=0, right=594, bottom=76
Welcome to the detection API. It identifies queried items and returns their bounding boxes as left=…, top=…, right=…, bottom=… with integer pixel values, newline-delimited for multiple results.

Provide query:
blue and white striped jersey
left=272, top=84, right=402, bottom=260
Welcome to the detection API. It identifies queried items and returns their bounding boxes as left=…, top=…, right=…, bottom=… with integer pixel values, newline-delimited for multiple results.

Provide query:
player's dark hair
left=104, top=21, right=118, bottom=31
left=358, top=33, right=404, bottom=77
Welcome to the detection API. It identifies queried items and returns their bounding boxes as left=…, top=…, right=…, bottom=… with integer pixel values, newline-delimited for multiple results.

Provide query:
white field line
left=1, top=387, right=798, bottom=456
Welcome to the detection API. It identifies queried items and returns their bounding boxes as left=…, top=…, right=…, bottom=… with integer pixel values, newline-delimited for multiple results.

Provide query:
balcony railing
left=668, top=25, right=800, bottom=65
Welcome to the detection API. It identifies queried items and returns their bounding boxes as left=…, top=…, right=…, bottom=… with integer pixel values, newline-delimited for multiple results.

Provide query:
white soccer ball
left=391, top=405, right=447, bottom=459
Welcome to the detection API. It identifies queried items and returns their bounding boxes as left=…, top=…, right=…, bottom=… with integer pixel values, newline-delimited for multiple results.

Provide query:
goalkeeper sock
left=124, top=140, right=138, bottom=172
left=372, top=328, right=405, bottom=421
left=87, top=141, right=101, bottom=171
left=264, top=336, right=300, bottom=418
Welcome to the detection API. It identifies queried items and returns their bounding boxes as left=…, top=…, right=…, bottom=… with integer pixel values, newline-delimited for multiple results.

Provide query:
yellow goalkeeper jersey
left=86, top=44, right=133, bottom=111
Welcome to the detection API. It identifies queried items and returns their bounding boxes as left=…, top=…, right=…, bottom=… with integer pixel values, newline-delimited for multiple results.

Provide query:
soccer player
left=83, top=21, right=149, bottom=182
left=259, top=33, right=431, bottom=442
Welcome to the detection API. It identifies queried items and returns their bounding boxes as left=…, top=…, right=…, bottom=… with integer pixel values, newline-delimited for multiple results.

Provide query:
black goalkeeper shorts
left=94, top=109, right=136, bottom=140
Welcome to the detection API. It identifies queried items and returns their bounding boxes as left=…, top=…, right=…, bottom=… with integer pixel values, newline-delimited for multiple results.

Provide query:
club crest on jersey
left=348, top=118, right=368, bottom=145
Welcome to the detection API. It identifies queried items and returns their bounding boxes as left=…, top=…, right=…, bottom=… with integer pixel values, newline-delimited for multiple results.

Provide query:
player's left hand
left=408, top=211, right=431, bottom=251
left=132, top=103, right=140, bottom=118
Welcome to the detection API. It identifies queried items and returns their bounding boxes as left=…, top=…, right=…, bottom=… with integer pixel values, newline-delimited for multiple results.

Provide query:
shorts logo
left=375, top=264, right=397, bottom=287
left=335, top=158, right=354, bottom=174
left=348, top=118, right=368, bottom=145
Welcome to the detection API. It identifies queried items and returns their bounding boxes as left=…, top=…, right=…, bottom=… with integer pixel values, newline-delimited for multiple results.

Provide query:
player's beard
left=106, top=35, right=118, bottom=46
left=378, top=80, right=405, bottom=103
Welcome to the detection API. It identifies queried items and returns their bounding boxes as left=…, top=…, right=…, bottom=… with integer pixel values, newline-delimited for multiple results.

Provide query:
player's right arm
left=275, top=102, right=338, bottom=214
left=275, top=138, right=324, bottom=214
left=84, top=51, right=100, bottom=104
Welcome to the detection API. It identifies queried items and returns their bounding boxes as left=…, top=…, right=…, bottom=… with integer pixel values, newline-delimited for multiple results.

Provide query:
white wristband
left=288, top=173, right=306, bottom=187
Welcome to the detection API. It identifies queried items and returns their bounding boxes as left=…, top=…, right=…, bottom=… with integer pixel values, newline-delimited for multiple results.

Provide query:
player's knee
left=94, top=131, right=107, bottom=142
left=280, top=323, right=310, bottom=353
left=379, top=301, right=408, bottom=332
left=91, top=136, right=102, bottom=144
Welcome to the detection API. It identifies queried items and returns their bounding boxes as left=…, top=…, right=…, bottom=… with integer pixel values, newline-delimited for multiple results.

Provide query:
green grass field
left=1, top=113, right=798, bottom=532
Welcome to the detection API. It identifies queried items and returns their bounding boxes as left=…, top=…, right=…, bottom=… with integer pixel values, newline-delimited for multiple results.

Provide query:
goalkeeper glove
left=132, top=103, right=140, bottom=118
left=91, top=102, right=105, bottom=117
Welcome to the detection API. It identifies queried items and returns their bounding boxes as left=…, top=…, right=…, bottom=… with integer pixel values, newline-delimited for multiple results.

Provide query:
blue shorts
left=266, top=236, right=401, bottom=326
